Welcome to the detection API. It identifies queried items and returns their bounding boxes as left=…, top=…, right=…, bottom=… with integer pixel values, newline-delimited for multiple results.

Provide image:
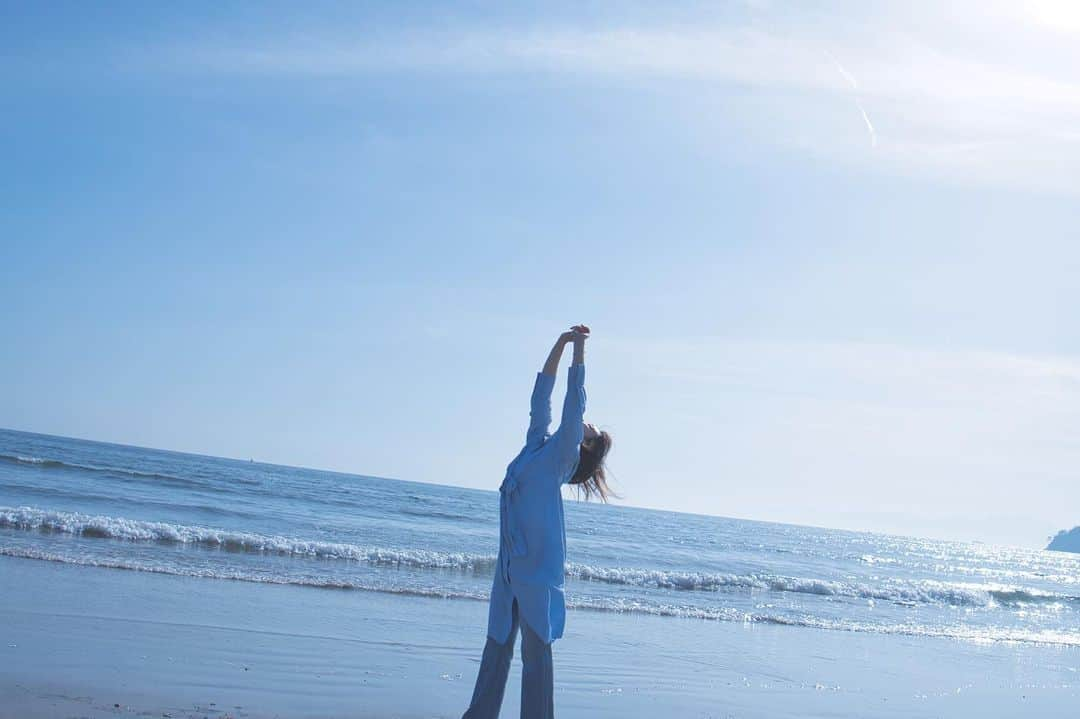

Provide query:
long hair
left=568, top=430, right=615, bottom=502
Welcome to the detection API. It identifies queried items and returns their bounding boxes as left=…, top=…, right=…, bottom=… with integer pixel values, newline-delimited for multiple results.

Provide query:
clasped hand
left=560, top=325, right=590, bottom=344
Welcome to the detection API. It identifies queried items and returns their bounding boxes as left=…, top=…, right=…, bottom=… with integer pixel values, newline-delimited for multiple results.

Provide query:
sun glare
left=1025, top=0, right=1080, bottom=32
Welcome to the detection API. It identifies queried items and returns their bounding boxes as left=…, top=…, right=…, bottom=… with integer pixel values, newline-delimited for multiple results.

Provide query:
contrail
left=854, top=98, right=878, bottom=148
left=826, top=52, right=877, bottom=149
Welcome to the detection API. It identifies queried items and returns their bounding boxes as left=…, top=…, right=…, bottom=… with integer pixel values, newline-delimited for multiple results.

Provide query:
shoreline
left=2, top=554, right=1078, bottom=718
left=3, top=427, right=1054, bottom=552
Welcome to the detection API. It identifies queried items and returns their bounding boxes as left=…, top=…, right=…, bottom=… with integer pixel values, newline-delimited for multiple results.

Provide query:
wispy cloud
left=168, top=3, right=1080, bottom=194
left=826, top=52, right=877, bottom=149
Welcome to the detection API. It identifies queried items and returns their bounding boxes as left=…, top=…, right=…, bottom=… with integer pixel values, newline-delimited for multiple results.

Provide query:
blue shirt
left=487, top=363, right=586, bottom=645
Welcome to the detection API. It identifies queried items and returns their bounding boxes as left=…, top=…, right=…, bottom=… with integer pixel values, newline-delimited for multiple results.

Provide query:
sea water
left=1, top=427, right=1077, bottom=650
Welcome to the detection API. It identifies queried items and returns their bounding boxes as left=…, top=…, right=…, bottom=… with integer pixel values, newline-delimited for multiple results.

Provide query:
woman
left=462, top=325, right=614, bottom=719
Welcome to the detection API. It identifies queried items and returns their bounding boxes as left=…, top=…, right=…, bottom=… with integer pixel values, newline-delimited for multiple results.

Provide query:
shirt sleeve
left=553, top=363, right=586, bottom=466
left=525, top=371, right=557, bottom=449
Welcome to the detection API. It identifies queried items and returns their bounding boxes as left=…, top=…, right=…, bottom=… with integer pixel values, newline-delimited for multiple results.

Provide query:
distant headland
left=1047, top=527, right=1080, bottom=553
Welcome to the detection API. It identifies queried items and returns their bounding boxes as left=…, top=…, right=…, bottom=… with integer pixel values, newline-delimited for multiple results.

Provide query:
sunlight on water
left=2, top=429, right=1078, bottom=648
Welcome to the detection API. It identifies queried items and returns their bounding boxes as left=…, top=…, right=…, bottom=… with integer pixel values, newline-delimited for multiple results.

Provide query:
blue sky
left=3, top=1, right=1079, bottom=547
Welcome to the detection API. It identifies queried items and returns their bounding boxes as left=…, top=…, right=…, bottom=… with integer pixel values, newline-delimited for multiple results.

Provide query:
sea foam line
left=2, top=506, right=1073, bottom=610
left=565, top=564, right=1071, bottom=608
left=0, top=545, right=488, bottom=598
left=0, top=506, right=496, bottom=571
left=2, top=546, right=1078, bottom=649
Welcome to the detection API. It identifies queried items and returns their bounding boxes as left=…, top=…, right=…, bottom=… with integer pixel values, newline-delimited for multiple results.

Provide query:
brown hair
left=569, top=430, right=615, bottom=502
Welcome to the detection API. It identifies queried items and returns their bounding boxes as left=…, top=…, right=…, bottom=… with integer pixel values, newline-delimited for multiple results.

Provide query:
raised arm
left=541, top=332, right=573, bottom=377
left=526, top=333, right=572, bottom=448
left=553, top=329, right=588, bottom=462
left=528, top=327, right=588, bottom=449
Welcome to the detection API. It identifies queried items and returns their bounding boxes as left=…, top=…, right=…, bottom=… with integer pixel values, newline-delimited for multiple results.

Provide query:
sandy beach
left=3, top=554, right=1076, bottom=718
left=7, top=1, right=1080, bottom=716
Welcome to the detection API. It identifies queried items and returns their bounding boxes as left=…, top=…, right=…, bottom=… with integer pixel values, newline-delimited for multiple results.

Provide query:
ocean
left=2, top=426, right=1077, bottom=653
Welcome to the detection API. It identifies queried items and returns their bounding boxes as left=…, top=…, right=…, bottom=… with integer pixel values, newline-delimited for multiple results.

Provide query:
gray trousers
left=462, top=600, right=554, bottom=719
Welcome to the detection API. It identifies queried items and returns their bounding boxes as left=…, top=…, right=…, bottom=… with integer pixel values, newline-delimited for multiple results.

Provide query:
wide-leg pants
left=462, top=599, right=554, bottom=719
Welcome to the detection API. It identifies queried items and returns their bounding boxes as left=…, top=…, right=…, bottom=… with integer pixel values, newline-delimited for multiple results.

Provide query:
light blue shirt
left=487, top=363, right=586, bottom=645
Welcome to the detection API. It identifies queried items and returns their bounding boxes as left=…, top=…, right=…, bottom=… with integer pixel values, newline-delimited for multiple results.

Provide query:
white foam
left=3, top=545, right=1077, bottom=648
left=0, top=506, right=495, bottom=571
left=3, top=505, right=1071, bottom=610
left=564, top=562, right=1063, bottom=608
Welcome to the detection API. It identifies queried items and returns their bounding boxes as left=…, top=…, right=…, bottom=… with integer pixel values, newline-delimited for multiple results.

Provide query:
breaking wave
left=566, top=563, right=1074, bottom=608
left=2, top=506, right=1073, bottom=611
left=2, top=545, right=1077, bottom=648
left=0, top=453, right=216, bottom=489
left=0, top=506, right=495, bottom=571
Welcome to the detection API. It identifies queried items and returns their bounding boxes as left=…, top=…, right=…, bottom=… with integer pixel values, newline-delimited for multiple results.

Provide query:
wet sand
left=1, top=554, right=1077, bottom=718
